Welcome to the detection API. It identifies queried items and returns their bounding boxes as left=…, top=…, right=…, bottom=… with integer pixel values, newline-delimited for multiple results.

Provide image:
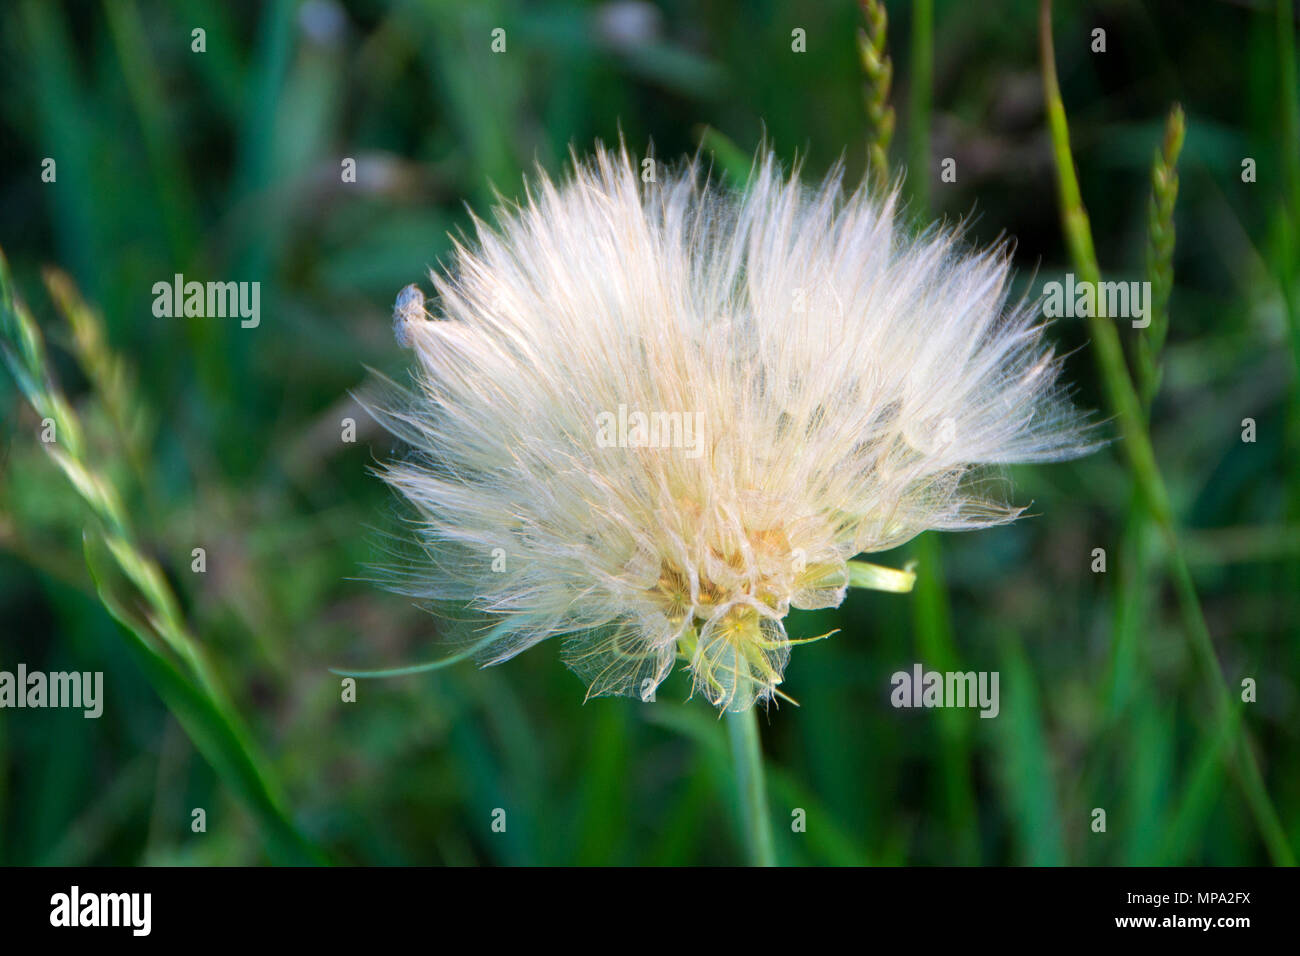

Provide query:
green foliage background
left=0, top=0, right=1296, bottom=865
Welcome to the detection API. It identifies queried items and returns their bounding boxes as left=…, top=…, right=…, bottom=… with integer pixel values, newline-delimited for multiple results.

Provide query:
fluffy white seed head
left=367, top=143, right=1094, bottom=712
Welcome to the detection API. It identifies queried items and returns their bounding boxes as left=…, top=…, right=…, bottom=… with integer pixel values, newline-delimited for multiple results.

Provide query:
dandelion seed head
left=366, top=143, right=1095, bottom=712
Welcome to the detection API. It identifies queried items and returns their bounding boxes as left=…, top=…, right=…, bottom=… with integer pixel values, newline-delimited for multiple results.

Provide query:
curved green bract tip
left=846, top=558, right=917, bottom=593
left=330, top=625, right=504, bottom=678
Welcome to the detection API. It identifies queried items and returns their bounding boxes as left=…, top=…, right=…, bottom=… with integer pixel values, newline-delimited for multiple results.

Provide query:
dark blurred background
left=0, top=0, right=1297, bottom=865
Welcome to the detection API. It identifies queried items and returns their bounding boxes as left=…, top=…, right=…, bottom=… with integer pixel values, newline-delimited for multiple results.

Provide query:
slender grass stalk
left=1104, top=109, right=1184, bottom=857
left=43, top=267, right=152, bottom=481
left=0, top=250, right=325, bottom=865
left=1101, top=491, right=1152, bottom=721
left=18, top=0, right=100, bottom=294
left=726, top=707, right=776, bottom=867
left=858, top=0, right=895, bottom=192
left=908, top=0, right=933, bottom=213
left=1039, top=0, right=1295, bottom=866
left=1104, top=107, right=1184, bottom=776
left=1137, top=105, right=1185, bottom=416
left=102, top=0, right=200, bottom=263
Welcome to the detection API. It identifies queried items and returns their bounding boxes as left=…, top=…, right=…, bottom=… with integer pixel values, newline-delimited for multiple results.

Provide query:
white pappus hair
left=367, top=142, right=1095, bottom=712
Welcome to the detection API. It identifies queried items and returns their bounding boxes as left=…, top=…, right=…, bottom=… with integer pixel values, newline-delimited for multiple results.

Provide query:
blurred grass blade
left=83, top=535, right=324, bottom=865
left=911, top=535, right=979, bottom=864
left=696, top=125, right=755, bottom=186
left=995, top=632, right=1065, bottom=865
left=0, top=248, right=326, bottom=865
left=102, top=0, right=200, bottom=263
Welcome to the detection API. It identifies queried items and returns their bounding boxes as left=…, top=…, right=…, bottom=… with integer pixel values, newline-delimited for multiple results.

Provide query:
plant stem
left=726, top=707, right=776, bottom=866
left=1039, top=0, right=1296, bottom=866
left=908, top=0, right=933, bottom=212
left=0, top=249, right=326, bottom=865
left=858, top=0, right=895, bottom=192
